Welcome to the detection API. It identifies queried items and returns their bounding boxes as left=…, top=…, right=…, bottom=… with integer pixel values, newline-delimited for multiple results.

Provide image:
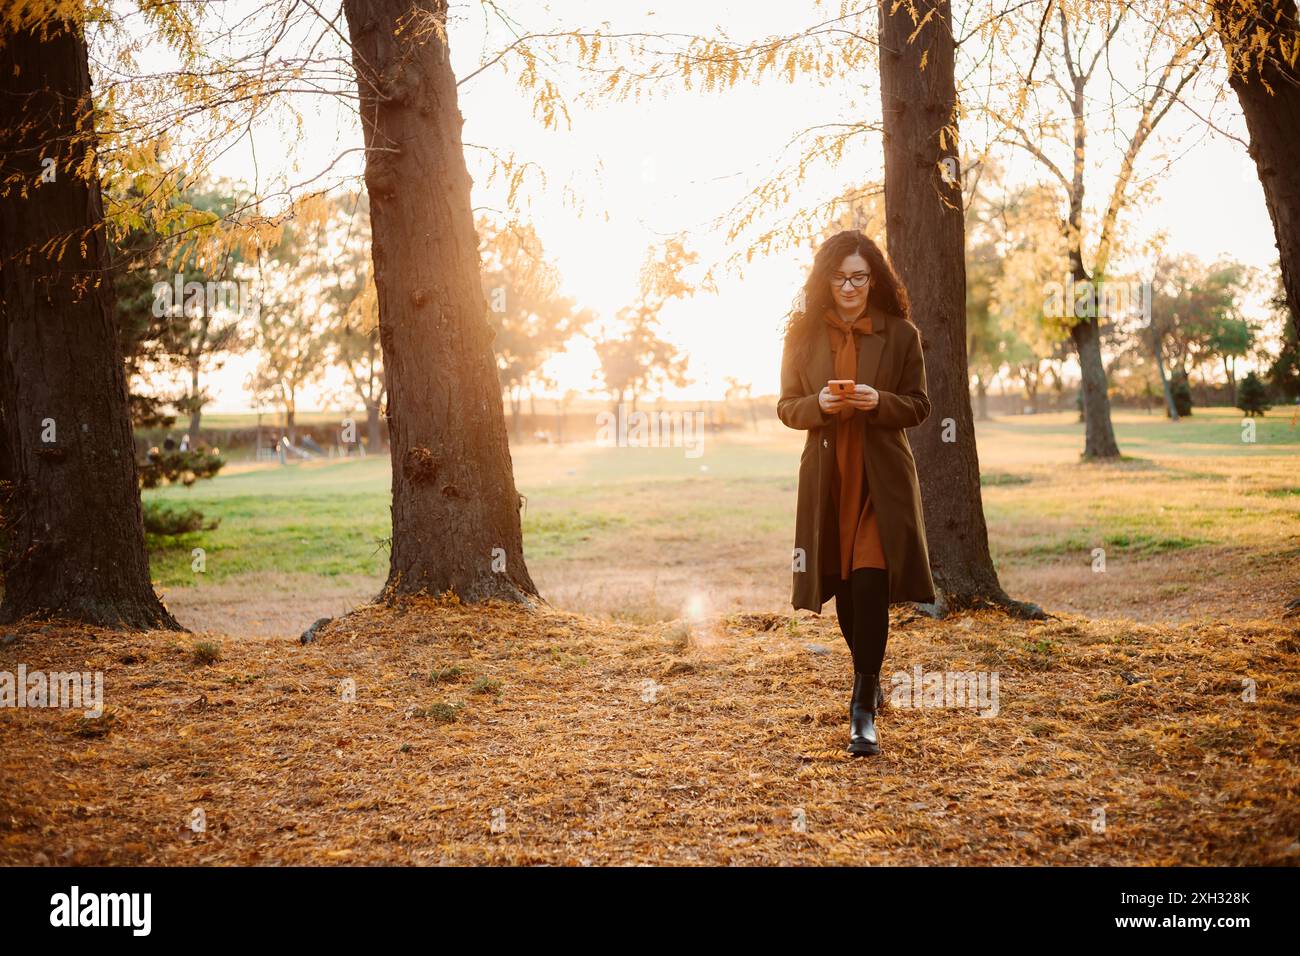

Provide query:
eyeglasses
left=831, top=272, right=871, bottom=289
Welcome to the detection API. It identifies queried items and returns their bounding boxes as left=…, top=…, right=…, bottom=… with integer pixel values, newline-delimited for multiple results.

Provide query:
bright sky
left=123, top=1, right=1280, bottom=412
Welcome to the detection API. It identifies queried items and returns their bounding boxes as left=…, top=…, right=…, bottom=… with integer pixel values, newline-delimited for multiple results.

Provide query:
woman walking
left=777, top=229, right=935, bottom=756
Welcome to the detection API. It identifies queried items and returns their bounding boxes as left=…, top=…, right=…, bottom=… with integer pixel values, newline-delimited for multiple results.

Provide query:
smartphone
left=828, top=379, right=856, bottom=399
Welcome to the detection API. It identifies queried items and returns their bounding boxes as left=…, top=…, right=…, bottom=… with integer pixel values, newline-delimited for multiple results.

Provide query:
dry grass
left=2, top=595, right=1298, bottom=865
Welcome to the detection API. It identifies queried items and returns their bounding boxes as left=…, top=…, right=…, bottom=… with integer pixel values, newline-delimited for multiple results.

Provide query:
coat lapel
left=803, top=303, right=890, bottom=392
left=855, top=302, right=889, bottom=388
left=803, top=322, right=835, bottom=393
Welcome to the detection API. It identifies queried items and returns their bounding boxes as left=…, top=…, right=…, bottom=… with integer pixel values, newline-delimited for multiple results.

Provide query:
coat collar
left=805, top=300, right=895, bottom=392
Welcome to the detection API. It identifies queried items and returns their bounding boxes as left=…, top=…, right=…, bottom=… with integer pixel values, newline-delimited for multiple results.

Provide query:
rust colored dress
left=849, top=466, right=887, bottom=572
left=823, top=307, right=888, bottom=578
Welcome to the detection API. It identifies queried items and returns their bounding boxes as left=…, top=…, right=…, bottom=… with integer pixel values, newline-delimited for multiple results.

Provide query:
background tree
left=247, top=275, right=328, bottom=445
left=1266, top=269, right=1300, bottom=400
left=1151, top=254, right=1256, bottom=405
left=966, top=205, right=1007, bottom=421
left=319, top=191, right=387, bottom=452
left=161, top=184, right=250, bottom=443
left=594, top=238, right=697, bottom=410
left=983, top=179, right=1071, bottom=416
left=990, top=4, right=1210, bottom=458
left=113, top=186, right=183, bottom=431
left=594, top=312, right=690, bottom=411
left=1170, top=369, right=1194, bottom=416
left=1207, top=313, right=1254, bottom=406
left=1236, top=370, right=1271, bottom=415
left=112, top=179, right=251, bottom=442
left=723, top=376, right=759, bottom=429
left=480, top=218, right=591, bottom=438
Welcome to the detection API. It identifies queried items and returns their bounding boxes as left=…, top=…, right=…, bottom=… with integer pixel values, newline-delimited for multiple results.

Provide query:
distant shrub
left=140, top=445, right=225, bottom=490
left=1237, top=372, right=1271, bottom=417
left=143, top=501, right=219, bottom=536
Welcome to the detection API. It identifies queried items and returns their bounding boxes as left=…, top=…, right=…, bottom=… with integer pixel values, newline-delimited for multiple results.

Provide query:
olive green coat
left=778, top=301, right=936, bottom=612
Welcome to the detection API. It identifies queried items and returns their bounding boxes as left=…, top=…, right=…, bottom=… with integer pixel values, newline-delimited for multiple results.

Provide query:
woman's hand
left=818, top=385, right=848, bottom=415
left=843, top=384, right=880, bottom=412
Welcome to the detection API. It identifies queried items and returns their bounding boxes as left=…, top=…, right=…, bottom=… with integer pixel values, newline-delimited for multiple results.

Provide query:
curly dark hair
left=782, top=229, right=911, bottom=365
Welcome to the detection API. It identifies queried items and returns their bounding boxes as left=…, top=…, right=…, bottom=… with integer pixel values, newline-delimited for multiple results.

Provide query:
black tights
left=832, top=568, right=890, bottom=676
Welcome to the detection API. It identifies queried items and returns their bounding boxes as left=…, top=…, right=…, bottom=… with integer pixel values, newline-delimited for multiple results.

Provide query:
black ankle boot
left=848, top=671, right=880, bottom=756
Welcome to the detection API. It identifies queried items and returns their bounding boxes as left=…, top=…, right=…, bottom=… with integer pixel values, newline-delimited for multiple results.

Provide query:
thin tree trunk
left=1071, top=317, right=1122, bottom=457
left=878, top=0, right=1041, bottom=618
left=366, top=400, right=382, bottom=451
left=1025, top=377, right=1039, bottom=414
left=1214, top=0, right=1300, bottom=342
left=344, top=0, right=537, bottom=604
left=1057, top=26, right=1124, bottom=460
left=285, top=399, right=296, bottom=445
left=0, top=17, right=179, bottom=629
left=187, top=359, right=202, bottom=443
left=1150, top=324, right=1179, bottom=420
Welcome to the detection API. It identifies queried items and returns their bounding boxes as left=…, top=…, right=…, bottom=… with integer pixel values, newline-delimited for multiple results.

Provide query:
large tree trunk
left=343, top=0, right=537, bottom=604
left=0, top=18, right=179, bottom=629
left=1214, top=0, right=1300, bottom=342
left=878, top=0, right=1041, bottom=618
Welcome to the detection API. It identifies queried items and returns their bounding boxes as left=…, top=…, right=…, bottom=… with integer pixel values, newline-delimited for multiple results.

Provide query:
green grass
left=145, top=458, right=393, bottom=582
left=973, top=404, right=1300, bottom=459
left=143, top=406, right=1299, bottom=593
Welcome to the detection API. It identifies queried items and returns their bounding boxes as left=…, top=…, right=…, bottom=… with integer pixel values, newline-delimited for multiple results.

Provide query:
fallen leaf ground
left=2, top=596, right=1298, bottom=865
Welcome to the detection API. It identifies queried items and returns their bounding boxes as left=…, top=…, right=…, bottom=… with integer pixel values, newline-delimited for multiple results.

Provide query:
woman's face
left=829, top=252, right=871, bottom=316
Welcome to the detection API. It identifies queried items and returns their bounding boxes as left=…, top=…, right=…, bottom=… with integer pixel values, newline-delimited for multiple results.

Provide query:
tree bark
left=187, top=358, right=203, bottom=443
left=1071, top=316, right=1121, bottom=457
left=878, top=0, right=1041, bottom=618
left=284, top=397, right=296, bottom=444
left=1214, top=0, right=1300, bottom=342
left=343, top=0, right=537, bottom=604
left=0, top=18, right=180, bottom=629
left=1150, top=324, right=1179, bottom=420
left=365, top=399, right=382, bottom=452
